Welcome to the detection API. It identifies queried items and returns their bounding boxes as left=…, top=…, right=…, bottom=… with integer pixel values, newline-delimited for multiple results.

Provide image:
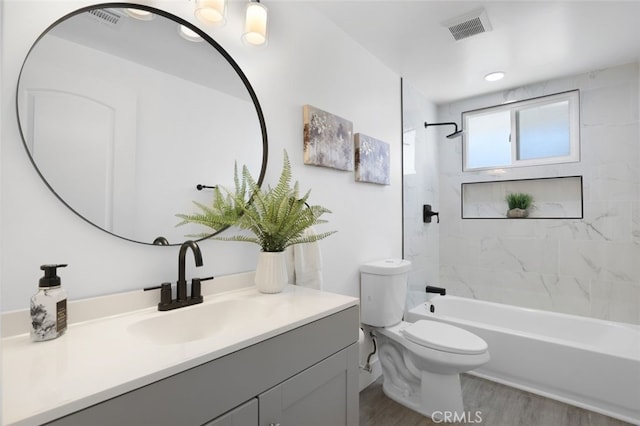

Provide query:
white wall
left=1, top=1, right=402, bottom=311
left=437, top=63, right=640, bottom=325
left=0, top=0, right=4, bottom=417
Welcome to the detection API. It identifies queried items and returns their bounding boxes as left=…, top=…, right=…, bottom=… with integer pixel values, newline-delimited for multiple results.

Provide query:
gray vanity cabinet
left=259, top=344, right=358, bottom=426
left=204, top=398, right=258, bottom=426
left=45, top=306, right=358, bottom=426
left=205, top=345, right=357, bottom=426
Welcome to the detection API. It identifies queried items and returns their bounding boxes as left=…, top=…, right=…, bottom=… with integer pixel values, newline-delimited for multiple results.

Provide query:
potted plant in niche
left=176, top=150, right=336, bottom=293
left=505, top=192, right=534, bottom=218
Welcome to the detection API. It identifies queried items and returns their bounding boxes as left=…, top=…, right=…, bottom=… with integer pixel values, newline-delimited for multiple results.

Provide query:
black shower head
left=446, top=129, right=463, bottom=139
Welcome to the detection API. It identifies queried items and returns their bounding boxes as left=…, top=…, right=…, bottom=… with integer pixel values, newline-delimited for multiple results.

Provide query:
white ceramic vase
left=254, top=251, right=288, bottom=293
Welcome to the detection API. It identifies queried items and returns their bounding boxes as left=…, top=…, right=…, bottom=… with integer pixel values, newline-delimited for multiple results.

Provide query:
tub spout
left=425, top=285, right=446, bottom=302
left=425, top=285, right=446, bottom=295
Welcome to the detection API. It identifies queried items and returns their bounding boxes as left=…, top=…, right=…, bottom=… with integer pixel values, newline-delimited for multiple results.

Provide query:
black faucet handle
left=191, top=278, right=202, bottom=299
left=191, top=276, right=214, bottom=300
left=423, top=205, right=440, bottom=224
left=158, top=282, right=172, bottom=308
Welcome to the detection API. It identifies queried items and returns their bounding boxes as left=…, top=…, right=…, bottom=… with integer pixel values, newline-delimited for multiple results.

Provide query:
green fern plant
left=505, top=192, right=534, bottom=210
left=176, top=150, right=336, bottom=252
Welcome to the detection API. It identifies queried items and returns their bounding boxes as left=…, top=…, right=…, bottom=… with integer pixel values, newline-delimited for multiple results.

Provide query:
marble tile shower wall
left=402, top=82, right=440, bottom=311
left=437, top=63, right=640, bottom=325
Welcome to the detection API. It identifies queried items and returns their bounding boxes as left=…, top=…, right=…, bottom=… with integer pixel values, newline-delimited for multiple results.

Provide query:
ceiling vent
left=442, top=8, right=493, bottom=41
left=87, top=8, right=122, bottom=27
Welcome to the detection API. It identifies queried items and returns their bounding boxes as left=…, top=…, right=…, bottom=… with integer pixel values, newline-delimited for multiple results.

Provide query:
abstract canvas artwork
left=354, top=133, right=390, bottom=185
left=303, top=105, right=353, bottom=171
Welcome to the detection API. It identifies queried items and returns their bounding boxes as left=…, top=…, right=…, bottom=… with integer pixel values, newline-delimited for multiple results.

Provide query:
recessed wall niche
left=461, top=176, right=583, bottom=219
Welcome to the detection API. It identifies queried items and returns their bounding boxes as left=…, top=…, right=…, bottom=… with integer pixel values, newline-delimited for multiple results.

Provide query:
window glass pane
left=403, top=129, right=416, bottom=175
left=517, top=100, right=570, bottom=160
left=466, top=110, right=511, bottom=169
left=462, top=91, right=579, bottom=171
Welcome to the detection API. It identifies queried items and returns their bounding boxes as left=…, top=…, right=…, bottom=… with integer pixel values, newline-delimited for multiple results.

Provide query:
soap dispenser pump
left=30, top=264, right=68, bottom=342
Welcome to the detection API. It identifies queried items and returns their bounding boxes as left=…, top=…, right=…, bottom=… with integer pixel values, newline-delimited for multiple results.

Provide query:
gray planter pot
left=507, top=208, right=529, bottom=218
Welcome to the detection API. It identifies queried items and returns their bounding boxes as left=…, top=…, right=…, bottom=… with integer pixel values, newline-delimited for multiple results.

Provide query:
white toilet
left=360, top=259, right=489, bottom=419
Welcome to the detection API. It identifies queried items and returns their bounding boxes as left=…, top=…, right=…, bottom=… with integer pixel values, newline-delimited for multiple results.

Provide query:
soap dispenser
left=31, top=264, right=68, bottom=342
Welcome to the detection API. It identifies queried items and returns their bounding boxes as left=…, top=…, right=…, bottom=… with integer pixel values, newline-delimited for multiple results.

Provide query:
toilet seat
left=401, top=320, right=488, bottom=355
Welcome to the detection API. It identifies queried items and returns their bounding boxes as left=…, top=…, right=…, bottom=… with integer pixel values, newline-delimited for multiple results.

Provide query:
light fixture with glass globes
left=242, top=0, right=269, bottom=46
left=194, top=0, right=227, bottom=25
left=192, top=0, right=268, bottom=46
left=125, top=1, right=268, bottom=47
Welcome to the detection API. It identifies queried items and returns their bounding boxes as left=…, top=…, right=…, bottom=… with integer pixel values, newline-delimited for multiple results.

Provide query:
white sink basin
left=128, top=298, right=273, bottom=345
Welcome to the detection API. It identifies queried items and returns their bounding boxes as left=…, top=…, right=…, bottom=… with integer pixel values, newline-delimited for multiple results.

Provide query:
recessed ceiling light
left=178, top=25, right=204, bottom=42
left=484, top=71, right=505, bottom=82
left=125, top=8, right=154, bottom=21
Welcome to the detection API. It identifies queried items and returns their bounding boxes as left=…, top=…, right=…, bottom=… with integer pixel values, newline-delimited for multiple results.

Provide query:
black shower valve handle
left=423, top=204, right=440, bottom=223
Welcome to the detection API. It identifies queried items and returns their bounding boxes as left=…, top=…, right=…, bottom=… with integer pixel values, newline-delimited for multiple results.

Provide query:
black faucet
left=177, top=240, right=203, bottom=301
left=158, top=240, right=212, bottom=311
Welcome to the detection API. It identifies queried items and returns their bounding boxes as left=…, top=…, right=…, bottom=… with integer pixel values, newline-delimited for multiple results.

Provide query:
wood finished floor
left=359, top=374, right=632, bottom=426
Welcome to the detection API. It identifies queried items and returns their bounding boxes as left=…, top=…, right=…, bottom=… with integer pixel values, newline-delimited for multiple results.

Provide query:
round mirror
left=16, top=3, right=267, bottom=245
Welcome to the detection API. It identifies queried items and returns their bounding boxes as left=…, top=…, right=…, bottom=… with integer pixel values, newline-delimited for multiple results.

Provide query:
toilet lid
left=401, top=320, right=488, bottom=355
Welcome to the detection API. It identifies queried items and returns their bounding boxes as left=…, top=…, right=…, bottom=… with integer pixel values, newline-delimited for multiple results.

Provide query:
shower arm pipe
left=424, top=121, right=463, bottom=139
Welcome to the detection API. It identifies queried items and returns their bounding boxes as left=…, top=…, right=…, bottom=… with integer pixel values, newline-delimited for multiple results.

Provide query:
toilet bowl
left=360, top=259, right=490, bottom=419
left=374, top=320, right=489, bottom=417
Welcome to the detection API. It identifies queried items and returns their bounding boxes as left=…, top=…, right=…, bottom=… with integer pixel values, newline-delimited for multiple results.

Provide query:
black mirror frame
left=15, top=2, right=268, bottom=246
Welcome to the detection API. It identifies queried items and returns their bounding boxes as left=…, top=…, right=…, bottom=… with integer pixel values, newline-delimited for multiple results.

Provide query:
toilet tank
left=360, top=259, right=411, bottom=327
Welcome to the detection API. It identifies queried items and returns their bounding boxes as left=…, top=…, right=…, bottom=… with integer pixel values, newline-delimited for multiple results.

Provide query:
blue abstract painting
left=354, top=133, right=390, bottom=185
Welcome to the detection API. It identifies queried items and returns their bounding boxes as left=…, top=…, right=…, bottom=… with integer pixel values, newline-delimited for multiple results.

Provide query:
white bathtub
left=406, top=296, right=640, bottom=424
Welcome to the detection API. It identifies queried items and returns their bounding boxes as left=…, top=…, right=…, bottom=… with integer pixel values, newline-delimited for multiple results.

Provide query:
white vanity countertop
left=2, top=285, right=359, bottom=426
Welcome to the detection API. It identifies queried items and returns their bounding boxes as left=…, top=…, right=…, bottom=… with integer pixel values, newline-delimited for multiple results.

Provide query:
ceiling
left=50, top=7, right=249, bottom=99
left=309, top=1, right=640, bottom=104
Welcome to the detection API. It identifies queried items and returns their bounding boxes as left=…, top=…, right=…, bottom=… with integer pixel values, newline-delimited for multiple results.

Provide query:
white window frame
left=462, top=90, right=580, bottom=171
